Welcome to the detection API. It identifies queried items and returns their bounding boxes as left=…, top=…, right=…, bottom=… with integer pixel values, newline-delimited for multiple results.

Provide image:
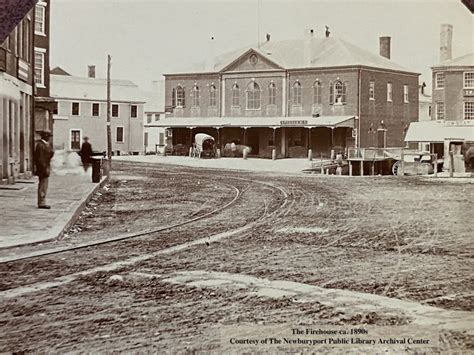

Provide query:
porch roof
left=147, top=115, right=355, bottom=129
left=405, top=120, right=474, bottom=143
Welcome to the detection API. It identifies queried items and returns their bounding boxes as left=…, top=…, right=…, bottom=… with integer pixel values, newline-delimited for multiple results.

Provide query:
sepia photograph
left=0, top=0, right=473, bottom=353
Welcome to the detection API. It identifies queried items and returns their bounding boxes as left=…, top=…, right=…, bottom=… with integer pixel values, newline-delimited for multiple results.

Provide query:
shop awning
left=405, top=120, right=474, bottom=143
left=147, top=115, right=356, bottom=129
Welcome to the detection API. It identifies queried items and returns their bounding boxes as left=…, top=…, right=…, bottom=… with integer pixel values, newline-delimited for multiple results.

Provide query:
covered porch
left=149, top=116, right=356, bottom=159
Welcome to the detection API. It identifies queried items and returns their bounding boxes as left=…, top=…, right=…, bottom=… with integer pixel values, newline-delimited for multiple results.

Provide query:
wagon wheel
left=392, top=161, right=401, bottom=176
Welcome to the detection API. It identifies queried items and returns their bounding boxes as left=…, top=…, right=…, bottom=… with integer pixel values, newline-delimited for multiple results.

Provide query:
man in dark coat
left=79, top=137, right=93, bottom=172
left=34, top=129, right=54, bottom=209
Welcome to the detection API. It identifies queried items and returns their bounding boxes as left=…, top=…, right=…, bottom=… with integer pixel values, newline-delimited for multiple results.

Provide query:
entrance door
left=247, top=129, right=260, bottom=156
left=377, top=129, right=386, bottom=148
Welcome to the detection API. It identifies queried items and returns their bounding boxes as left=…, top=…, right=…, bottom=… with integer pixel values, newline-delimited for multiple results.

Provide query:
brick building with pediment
left=154, top=30, right=419, bottom=158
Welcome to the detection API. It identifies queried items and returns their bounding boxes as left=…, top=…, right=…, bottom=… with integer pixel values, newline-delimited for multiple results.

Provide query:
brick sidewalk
left=0, top=170, right=106, bottom=249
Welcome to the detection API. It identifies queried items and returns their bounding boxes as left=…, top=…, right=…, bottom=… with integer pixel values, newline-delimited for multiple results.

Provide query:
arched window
left=175, top=85, right=185, bottom=107
left=231, top=84, right=240, bottom=106
left=209, top=85, right=217, bottom=107
left=293, top=81, right=302, bottom=105
left=246, top=82, right=260, bottom=109
left=268, top=83, right=276, bottom=105
left=313, top=80, right=321, bottom=104
left=329, top=80, right=346, bottom=104
left=192, top=85, right=200, bottom=107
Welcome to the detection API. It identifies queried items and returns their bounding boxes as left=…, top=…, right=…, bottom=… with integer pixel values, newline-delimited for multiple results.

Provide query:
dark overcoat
left=34, top=140, right=54, bottom=178
left=79, top=142, right=93, bottom=165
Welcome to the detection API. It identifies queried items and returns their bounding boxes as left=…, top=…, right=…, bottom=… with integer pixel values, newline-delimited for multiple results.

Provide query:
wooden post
left=320, top=152, right=324, bottom=175
left=349, top=161, right=352, bottom=176
left=371, top=161, right=375, bottom=176
left=308, top=149, right=313, bottom=161
left=400, top=150, right=405, bottom=176
left=106, top=55, right=112, bottom=176
left=434, top=153, right=438, bottom=177
left=360, top=161, right=364, bottom=176
left=449, top=151, right=454, bottom=177
left=272, top=148, right=276, bottom=160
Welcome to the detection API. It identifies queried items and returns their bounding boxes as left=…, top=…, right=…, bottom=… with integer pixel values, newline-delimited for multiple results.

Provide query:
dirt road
left=1, top=162, right=472, bottom=353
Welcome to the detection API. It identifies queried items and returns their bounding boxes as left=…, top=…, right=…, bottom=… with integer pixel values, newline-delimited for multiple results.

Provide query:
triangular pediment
left=221, top=49, right=284, bottom=72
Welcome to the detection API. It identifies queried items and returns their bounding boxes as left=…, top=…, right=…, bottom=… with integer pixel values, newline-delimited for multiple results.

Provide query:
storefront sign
left=280, top=120, right=308, bottom=126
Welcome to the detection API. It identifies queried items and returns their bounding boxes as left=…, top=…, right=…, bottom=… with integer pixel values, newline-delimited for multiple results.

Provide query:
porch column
left=243, top=127, right=248, bottom=146
left=307, top=127, right=313, bottom=161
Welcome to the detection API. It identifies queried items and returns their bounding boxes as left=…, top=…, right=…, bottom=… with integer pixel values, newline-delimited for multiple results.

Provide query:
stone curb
left=0, top=176, right=109, bottom=250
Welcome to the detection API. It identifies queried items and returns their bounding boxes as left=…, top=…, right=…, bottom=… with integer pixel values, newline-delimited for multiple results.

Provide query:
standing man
left=79, top=137, right=93, bottom=172
left=34, top=130, right=54, bottom=209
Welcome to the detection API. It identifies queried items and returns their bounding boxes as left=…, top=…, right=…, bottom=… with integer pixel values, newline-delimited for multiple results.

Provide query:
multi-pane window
left=209, top=85, right=217, bottom=107
left=116, top=127, right=124, bottom=143
left=155, top=113, right=160, bottom=121
left=146, top=114, right=152, bottom=124
left=464, top=72, right=474, bottom=88
left=72, top=102, right=80, bottom=116
left=159, top=133, right=165, bottom=145
left=246, top=82, right=260, bottom=109
left=268, top=83, right=276, bottom=105
left=369, top=80, right=375, bottom=100
left=92, top=103, right=100, bottom=116
left=70, top=130, right=81, bottom=150
left=464, top=102, right=474, bottom=120
left=35, top=4, right=45, bottom=35
left=131, top=105, right=137, bottom=118
left=144, top=132, right=148, bottom=147
left=435, top=72, right=445, bottom=89
left=436, top=102, right=444, bottom=120
left=34, top=50, right=45, bottom=86
left=387, top=83, right=393, bottom=102
left=112, top=104, right=119, bottom=117
left=232, top=84, right=240, bottom=106
left=403, top=85, right=409, bottom=103
left=293, top=81, right=302, bottom=105
left=192, top=85, right=200, bottom=107
left=330, top=81, right=346, bottom=104
left=313, top=81, right=321, bottom=104
left=175, top=86, right=185, bottom=107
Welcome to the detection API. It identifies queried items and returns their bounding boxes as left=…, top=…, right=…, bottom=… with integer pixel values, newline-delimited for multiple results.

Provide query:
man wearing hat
left=34, top=130, right=54, bottom=209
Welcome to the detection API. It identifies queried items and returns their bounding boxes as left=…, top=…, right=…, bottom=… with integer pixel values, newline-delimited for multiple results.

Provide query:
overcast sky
left=51, top=0, right=473, bottom=91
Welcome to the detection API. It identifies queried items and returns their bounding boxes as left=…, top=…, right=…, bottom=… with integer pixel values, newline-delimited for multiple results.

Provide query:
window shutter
left=342, top=82, right=347, bottom=104
left=329, top=81, right=334, bottom=105
left=182, top=87, right=186, bottom=107
left=172, top=88, right=176, bottom=107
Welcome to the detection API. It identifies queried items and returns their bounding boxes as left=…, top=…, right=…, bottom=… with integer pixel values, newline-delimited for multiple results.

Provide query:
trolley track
left=0, top=165, right=290, bottom=294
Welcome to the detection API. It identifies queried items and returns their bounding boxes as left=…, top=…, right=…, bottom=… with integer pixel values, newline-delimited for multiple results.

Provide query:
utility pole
left=106, top=55, right=112, bottom=176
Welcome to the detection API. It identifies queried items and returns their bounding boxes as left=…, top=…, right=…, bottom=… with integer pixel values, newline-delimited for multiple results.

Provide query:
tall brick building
left=405, top=24, right=473, bottom=170
left=0, top=7, right=35, bottom=182
left=155, top=31, right=419, bottom=158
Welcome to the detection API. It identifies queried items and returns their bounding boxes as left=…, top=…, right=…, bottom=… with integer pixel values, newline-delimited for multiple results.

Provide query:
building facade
left=406, top=24, right=473, bottom=171
left=143, top=80, right=166, bottom=154
left=34, top=0, right=56, bottom=137
left=156, top=32, right=419, bottom=158
left=51, top=67, right=145, bottom=155
left=0, top=7, right=35, bottom=182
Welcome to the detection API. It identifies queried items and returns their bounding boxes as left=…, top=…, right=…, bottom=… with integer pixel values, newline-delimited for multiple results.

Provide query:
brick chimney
left=379, top=36, right=391, bottom=59
left=88, top=65, right=96, bottom=78
left=304, top=28, right=314, bottom=67
left=440, top=24, right=453, bottom=62
left=205, top=36, right=215, bottom=72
